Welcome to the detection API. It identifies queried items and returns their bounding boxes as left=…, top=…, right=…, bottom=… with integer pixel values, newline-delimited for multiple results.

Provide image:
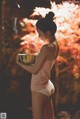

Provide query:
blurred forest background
left=0, top=0, right=80, bottom=119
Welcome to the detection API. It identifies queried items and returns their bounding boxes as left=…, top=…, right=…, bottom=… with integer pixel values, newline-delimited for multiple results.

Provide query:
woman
left=16, top=12, right=59, bottom=119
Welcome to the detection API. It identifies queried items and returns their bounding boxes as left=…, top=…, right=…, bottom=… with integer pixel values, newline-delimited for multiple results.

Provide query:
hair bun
left=45, top=12, right=55, bottom=21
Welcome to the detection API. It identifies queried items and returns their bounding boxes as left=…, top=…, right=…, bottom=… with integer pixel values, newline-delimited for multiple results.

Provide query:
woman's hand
left=16, top=54, right=35, bottom=73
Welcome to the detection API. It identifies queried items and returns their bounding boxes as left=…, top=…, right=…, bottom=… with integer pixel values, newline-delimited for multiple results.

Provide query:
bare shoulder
left=41, top=44, right=50, bottom=53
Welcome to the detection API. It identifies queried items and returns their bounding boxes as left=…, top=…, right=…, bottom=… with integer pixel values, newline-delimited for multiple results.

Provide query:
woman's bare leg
left=44, top=96, right=54, bottom=119
left=32, top=92, right=54, bottom=119
left=32, top=91, right=49, bottom=119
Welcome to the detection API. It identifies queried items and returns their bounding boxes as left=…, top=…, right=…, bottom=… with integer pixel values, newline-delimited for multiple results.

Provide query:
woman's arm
left=16, top=45, right=48, bottom=74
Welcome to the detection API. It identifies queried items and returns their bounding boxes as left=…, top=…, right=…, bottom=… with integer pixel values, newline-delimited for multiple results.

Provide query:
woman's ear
left=46, top=31, right=51, bottom=37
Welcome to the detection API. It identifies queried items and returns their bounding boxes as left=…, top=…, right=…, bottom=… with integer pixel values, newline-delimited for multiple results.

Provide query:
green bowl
left=18, top=54, right=36, bottom=64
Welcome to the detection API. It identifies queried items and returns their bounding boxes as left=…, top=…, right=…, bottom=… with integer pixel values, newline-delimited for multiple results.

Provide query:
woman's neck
left=49, top=35, right=56, bottom=43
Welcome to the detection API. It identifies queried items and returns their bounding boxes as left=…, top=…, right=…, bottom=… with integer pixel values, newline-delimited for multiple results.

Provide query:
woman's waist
left=32, top=72, right=50, bottom=81
left=31, top=75, right=49, bottom=85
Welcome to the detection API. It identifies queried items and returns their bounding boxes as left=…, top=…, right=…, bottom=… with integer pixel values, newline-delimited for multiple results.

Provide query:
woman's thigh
left=32, top=91, right=49, bottom=119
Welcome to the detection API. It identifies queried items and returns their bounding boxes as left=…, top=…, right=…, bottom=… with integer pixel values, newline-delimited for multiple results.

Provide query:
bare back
left=46, top=41, right=59, bottom=61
